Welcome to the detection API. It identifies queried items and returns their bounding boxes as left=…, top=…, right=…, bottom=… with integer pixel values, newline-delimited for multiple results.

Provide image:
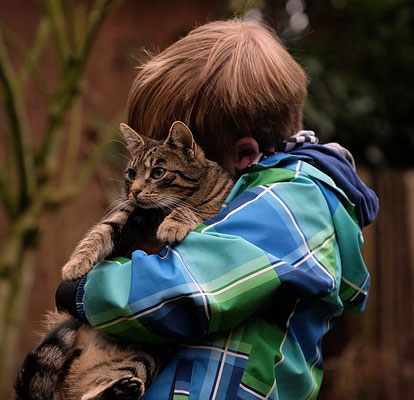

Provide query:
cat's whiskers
left=107, top=177, right=126, bottom=185
left=115, top=153, right=132, bottom=163
left=110, top=139, right=134, bottom=160
left=102, top=197, right=133, bottom=218
left=135, top=193, right=171, bottom=213
left=161, top=193, right=200, bottom=206
left=151, top=199, right=170, bottom=213
left=158, top=196, right=204, bottom=218
left=161, top=200, right=199, bottom=213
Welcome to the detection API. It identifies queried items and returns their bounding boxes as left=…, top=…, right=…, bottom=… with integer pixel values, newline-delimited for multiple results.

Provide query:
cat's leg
left=62, top=204, right=134, bottom=281
left=63, top=330, right=158, bottom=400
left=80, top=376, right=145, bottom=400
left=157, top=207, right=202, bottom=244
left=14, top=314, right=82, bottom=400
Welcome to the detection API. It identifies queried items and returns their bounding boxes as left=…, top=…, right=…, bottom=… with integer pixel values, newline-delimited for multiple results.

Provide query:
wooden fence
left=321, top=169, right=414, bottom=399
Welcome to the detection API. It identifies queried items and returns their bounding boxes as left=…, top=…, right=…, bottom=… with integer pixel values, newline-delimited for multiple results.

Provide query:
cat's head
left=120, top=121, right=207, bottom=209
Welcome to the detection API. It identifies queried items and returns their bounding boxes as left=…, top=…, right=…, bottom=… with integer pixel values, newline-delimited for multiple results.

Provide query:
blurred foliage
left=0, top=0, right=123, bottom=396
left=238, top=0, right=413, bottom=167
left=300, top=0, right=413, bottom=168
left=230, top=0, right=265, bottom=15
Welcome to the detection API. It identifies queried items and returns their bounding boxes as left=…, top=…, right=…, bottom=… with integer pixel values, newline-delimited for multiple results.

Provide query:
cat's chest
left=116, top=208, right=166, bottom=257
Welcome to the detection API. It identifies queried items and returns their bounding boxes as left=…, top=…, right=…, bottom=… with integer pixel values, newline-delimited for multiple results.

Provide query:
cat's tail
left=14, top=314, right=82, bottom=400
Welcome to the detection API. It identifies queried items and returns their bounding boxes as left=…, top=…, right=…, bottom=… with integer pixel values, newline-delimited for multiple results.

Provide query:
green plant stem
left=0, top=187, right=47, bottom=278
left=54, top=117, right=122, bottom=205
left=72, top=1, right=87, bottom=51
left=79, top=0, right=114, bottom=60
left=18, top=18, right=50, bottom=90
left=0, top=172, right=15, bottom=218
left=36, top=0, right=117, bottom=182
left=0, top=1, right=125, bottom=396
left=0, top=32, right=36, bottom=209
left=43, top=0, right=70, bottom=63
left=61, top=98, right=83, bottom=183
left=0, top=251, right=35, bottom=398
left=0, top=21, right=51, bottom=102
left=37, top=61, right=84, bottom=179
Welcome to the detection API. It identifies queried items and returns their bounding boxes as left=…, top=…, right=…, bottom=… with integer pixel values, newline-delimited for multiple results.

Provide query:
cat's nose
left=130, top=182, right=142, bottom=198
left=130, top=187, right=141, bottom=197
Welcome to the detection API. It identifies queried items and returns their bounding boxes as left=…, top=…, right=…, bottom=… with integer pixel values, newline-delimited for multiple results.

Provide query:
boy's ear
left=234, top=137, right=260, bottom=173
left=165, top=121, right=196, bottom=153
left=120, top=123, right=148, bottom=151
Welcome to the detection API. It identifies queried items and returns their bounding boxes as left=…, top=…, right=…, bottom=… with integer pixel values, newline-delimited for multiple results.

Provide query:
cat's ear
left=120, top=123, right=148, bottom=151
left=166, top=121, right=196, bottom=154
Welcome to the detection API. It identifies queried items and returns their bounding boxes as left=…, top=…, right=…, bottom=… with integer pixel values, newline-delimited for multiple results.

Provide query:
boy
left=57, top=19, right=378, bottom=399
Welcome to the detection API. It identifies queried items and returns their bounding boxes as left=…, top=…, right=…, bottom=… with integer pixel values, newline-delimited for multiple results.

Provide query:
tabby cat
left=62, top=120, right=233, bottom=281
left=15, top=121, right=234, bottom=399
left=15, top=311, right=162, bottom=400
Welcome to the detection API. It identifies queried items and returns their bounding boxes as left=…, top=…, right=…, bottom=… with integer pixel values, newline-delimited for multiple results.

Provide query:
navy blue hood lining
left=289, top=144, right=379, bottom=228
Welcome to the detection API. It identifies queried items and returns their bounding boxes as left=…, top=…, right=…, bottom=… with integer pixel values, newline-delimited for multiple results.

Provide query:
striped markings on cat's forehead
left=143, top=147, right=159, bottom=169
left=129, top=144, right=159, bottom=170
left=133, top=142, right=184, bottom=171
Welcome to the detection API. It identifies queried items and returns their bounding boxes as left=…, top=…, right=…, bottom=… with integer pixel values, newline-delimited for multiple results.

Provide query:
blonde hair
left=127, top=19, right=307, bottom=162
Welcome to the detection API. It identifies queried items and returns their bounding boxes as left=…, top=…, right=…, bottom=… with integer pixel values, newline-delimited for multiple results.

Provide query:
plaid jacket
left=77, top=153, right=371, bottom=399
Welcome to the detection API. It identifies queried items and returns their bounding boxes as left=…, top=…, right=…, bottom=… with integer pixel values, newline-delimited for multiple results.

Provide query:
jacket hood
left=288, top=144, right=379, bottom=228
left=250, top=144, right=379, bottom=228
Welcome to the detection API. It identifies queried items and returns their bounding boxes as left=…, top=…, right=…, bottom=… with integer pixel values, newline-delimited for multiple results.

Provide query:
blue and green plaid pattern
left=78, top=153, right=370, bottom=399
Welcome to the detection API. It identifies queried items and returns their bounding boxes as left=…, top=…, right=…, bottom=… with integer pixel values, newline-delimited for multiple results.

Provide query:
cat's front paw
left=112, top=376, right=145, bottom=399
left=62, top=258, right=93, bottom=281
left=157, top=219, right=191, bottom=245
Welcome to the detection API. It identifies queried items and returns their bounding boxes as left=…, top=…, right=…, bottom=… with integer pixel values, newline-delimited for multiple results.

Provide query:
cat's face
left=121, top=122, right=206, bottom=209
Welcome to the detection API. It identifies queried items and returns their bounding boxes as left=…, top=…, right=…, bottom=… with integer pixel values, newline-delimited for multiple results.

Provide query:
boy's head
left=127, top=18, right=307, bottom=165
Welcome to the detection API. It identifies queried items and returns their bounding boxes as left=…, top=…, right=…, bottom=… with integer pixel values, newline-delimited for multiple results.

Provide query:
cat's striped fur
left=16, top=121, right=234, bottom=399
left=62, top=121, right=234, bottom=281
left=15, top=311, right=162, bottom=400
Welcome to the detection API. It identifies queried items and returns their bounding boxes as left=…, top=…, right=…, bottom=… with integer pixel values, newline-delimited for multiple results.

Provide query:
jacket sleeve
left=77, top=177, right=343, bottom=343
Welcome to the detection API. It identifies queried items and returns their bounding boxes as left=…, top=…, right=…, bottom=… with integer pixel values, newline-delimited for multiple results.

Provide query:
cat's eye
left=151, top=167, right=166, bottom=179
left=126, top=168, right=136, bottom=180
